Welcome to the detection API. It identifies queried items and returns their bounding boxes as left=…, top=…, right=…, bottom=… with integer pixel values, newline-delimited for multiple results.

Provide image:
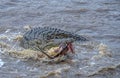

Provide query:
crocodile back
left=20, top=27, right=88, bottom=49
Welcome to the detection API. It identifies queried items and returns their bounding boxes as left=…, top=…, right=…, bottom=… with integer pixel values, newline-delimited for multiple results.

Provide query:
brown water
left=0, top=0, right=120, bottom=78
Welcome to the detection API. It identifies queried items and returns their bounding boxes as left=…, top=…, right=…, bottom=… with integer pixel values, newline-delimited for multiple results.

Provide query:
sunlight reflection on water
left=0, top=59, right=4, bottom=67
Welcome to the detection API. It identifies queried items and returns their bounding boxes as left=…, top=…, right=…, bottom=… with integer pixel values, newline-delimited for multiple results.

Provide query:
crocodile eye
left=35, top=40, right=42, bottom=44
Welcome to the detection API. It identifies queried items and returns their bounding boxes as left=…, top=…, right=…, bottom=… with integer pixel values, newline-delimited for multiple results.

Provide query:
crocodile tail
left=72, top=34, right=88, bottom=41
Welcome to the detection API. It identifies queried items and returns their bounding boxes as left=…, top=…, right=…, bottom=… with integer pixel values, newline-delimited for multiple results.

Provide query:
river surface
left=0, top=0, right=120, bottom=78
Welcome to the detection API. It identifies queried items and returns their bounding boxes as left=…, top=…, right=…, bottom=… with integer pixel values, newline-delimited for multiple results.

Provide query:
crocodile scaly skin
left=20, top=27, right=87, bottom=50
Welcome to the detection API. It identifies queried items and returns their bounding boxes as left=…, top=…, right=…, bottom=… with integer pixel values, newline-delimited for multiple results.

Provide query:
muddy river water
left=0, top=0, right=120, bottom=78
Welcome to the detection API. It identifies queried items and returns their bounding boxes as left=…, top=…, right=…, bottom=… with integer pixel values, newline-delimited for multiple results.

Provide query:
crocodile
left=20, top=27, right=88, bottom=58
